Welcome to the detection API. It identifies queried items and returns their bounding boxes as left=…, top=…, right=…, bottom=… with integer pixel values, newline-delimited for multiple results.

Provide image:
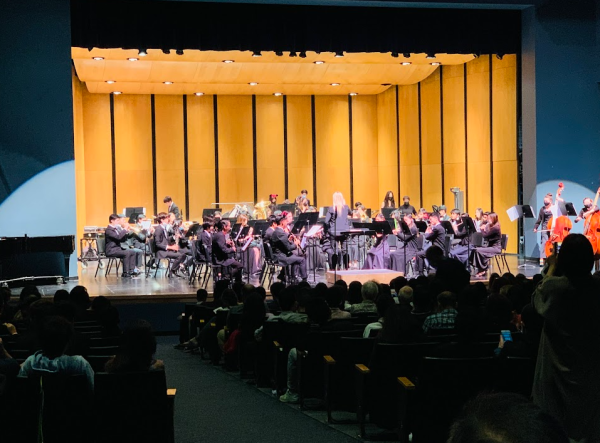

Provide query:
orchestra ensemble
left=98, top=184, right=600, bottom=282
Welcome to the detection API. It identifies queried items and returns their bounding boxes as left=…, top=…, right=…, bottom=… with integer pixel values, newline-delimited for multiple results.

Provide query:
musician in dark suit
left=154, top=212, right=187, bottom=277
left=263, top=215, right=278, bottom=244
left=271, top=215, right=307, bottom=281
left=197, top=222, right=213, bottom=262
left=105, top=214, right=138, bottom=278
left=212, top=220, right=243, bottom=282
left=415, top=212, right=447, bottom=274
left=390, top=213, right=421, bottom=274
left=164, top=196, right=181, bottom=221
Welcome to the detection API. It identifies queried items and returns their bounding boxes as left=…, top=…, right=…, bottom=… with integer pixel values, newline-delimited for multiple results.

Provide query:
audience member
left=448, top=392, right=568, bottom=443
left=19, top=316, right=94, bottom=390
left=105, top=319, right=164, bottom=373
left=325, top=286, right=351, bottom=319
left=348, top=281, right=378, bottom=314
left=363, top=292, right=395, bottom=338
left=422, top=291, right=458, bottom=334
left=532, top=234, right=600, bottom=442
left=346, top=281, right=363, bottom=307
left=379, top=304, right=423, bottom=344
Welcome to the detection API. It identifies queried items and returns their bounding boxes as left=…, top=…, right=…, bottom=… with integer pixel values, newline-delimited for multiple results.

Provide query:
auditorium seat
left=94, top=371, right=176, bottom=443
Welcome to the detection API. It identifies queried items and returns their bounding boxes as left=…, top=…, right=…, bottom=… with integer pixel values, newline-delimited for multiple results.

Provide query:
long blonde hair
left=333, top=192, right=346, bottom=215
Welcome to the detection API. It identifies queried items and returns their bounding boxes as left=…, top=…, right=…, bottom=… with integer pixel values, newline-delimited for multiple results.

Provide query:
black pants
left=216, top=258, right=243, bottom=281
left=278, top=254, right=307, bottom=280
left=107, top=249, right=136, bottom=274
left=160, top=251, right=187, bottom=271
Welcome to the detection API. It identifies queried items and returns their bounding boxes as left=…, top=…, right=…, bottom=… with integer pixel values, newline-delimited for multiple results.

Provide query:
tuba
left=253, top=200, right=270, bottom=220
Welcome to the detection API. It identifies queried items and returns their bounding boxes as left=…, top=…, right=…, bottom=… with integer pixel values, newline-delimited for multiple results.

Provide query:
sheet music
left=305, top=225, right=323, bottom=238
left=141, top=220, right=152, bottom=230
left=506, top=206, right=520, bottom=222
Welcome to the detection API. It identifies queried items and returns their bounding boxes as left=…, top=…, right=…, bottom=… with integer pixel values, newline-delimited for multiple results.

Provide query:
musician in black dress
left=381, top=190, right=396, bottom=209
left=154, top=213, right=187, bottom=277
left=324, top=192, right=352, bottom=270
left=471, top=212, right=502, bottom=277
left=363, top=213, right=390, bottom=269
left=105, top=214, right=139, bottom=278
left=271, top=215, right=307, bottom=281
left=212, top=220, right=243, bottom=282
left=534, top=193, right=554, bottom=266
left=390, top=213, right=420, bottom=274
left=416, top=213, right=446, bottom=273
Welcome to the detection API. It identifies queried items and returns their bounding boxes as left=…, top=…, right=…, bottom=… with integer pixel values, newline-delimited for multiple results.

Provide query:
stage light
left=112, top=91, right=122, bottom=95
left=349, top=92, right=358, bottom=96
left=391, top=52, right=399, bottom=58
left=275, top=51, right=283, bottom=56
left=403, top=53, right=411, bottom=58
left=335, top=51, right=344, bottom=57
left=314, top=60, right=325, bottom=65
left=299, top=51, right=307, bottom=58
left=331, top=83, right=341, bottom=86
left=252, top=51, right=262, bottom=57
left=176, top=49, right=184, bottom=56
left=194, top=92, right=204, bottom=96
left=273, top=92, right=283, bottom=96
left=163, top=81, right=173, bottom=85
left=426, top=53, right=436, bottom=59
left=401, top=62, right=412, bottom=66
left=138, top=49, right=148, bottom=57
left=162, top=49, right=171, bottom=55
left=430, top=62, right=441, bottom=66
left=473, top=53, right=480, bottom=58
left=249, top=82, right=258, bottom=86
left=290, top=51, right=297, bottom=57
left=105, top=80, right=116, bottom=84
left=92, top=56, right=104, bottom=61
left=128, top=57, right=138, bottom=62
left=222, top=60, right=234, bottom=63
left=496, top=53, right=504, bottom=60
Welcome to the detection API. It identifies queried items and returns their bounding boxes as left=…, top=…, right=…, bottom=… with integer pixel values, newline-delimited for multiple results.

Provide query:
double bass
left=544, top=182, right=573, bottom=257
left=583, top=187, right=600, bottom=255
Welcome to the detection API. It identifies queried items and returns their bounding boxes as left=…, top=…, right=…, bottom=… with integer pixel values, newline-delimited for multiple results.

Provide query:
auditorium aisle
left=156, top=336, right=360, bottom=443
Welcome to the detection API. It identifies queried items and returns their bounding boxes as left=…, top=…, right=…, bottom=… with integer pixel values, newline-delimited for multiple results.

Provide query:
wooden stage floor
left=8, top=254, right=541, bottom=302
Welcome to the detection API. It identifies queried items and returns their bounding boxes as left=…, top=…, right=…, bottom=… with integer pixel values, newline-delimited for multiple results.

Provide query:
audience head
left=381, top=304, right=422, bottom=344
left=485, top=294, right=513, bottom=329
left=220, top=289, right=238, bottom=308
left=375, top=292, right=395, bottom=318
left=448, top=392, right=568, bottom=443
left=333, top=279, right=348, bottom=291
left=269, top=282, right=285, bottom=301
left=278, top=287, right=298, bottom=312
left=437, top=291, right=457, bottom=311
left=556, top=233, right=594, bottom=282
left=306, top=297, right=331, bottom=326
left=90, top=295, right=111, bottom=312
left=325, top=286, right=345, bottom=310
left=241, top=293, right=266, bottom=332
left=347, top=281, right=363, bottom=305
left=40, top=315, right=73, bottom=359
left=392, top=276, right=408, bottom=294
left=425, top=246, right=444, bottom=269
left=214, top=279, right=230, bottom=301
left=313, top=283, right=328, bottom=299
left=69, top=285, right=91, bottom=311
left=20, top=285, right=41, bottom=303
left=361, top=281, right=379, bottom=302
left=412, top=286, right=432, bottom=313
left=397, top=286, right=414, bottom=306
left=196, top=289, right=208, bottom=303
left=53, top=289, right=70, bottom=304
left=109, top=319, right=157, bottom=372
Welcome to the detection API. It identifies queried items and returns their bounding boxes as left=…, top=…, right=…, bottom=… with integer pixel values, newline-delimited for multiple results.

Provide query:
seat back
left=387, top=235, right=397, bottom=248
left=13, top=374, right=92, bottom=443
left=96, top=234, right=106, bottom=255
left=263, top=241, right=275, bottom=262
left=94, top=371, right=169, bottom=443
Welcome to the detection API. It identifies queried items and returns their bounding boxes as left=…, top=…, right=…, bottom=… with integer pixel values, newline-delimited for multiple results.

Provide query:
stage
left=8, top=254, right=541, bottom=302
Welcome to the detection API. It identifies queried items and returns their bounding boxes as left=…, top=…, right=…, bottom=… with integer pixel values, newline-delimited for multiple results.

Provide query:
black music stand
left=507, top=204, right=536, bottom=269
left=559, top=202, right=577, bottom=217
left=253, top=221, right=269, bottom=237
left=440, top=221, right=454, bottom=234
left=128, top=213, right=142, bottom=224
left=202, top=208, right=221, bottom=218
left=278, top=204, right=295, bottom=215
left=185, top=223, right=201, bottom=238
left=415, top=221, right=428, bottom=233
left=397, top=220, right=413, bottom=276
left=461, top=216, right=476, bottom=272
left=291, top=213, right=319, bottom=235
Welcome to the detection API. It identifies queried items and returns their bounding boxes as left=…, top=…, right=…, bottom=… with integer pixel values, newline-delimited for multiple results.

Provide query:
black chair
left=188, top=239, right=209, bottom=286
left=94, top=371, right=176, bottom=443
left=147, top=236, right=177, bottom=278
left=261, top=242, right=279, bottom=288
left=94, top=236, right=122, bottom=277
left=494, top=234, right=510, bottom=274
left=11, top=374, right=92, bottom=443
left=397, top=356, right=498, bottom=443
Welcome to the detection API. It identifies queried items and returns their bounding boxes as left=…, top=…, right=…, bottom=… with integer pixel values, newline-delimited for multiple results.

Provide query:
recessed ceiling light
left=391, top=52, right=399, bottom=58
left=223, top=59, right=234, bottom=64
left=128, top=58, right=138, bottom=62
left=138, top=49, right=148, bottom=57
left=426, top=53, right=436, bottom=59
left=314, top=61, right=325, bottom=65
left=349, top=92, right=358, bottom=96
left=92, top=57, right=104, bottom=61
left=252, top=51, right=262, bottom=57
left=112, top=91, right=122, bottom=95
left=273, top=92, right=283, bottom=96
left=335, top=51, right=344, bottom=58
left=176, top=49, right=184, bottom=56
left=331, top=83, right=341, bottom=86
left=105, top=80, right=116, bottom=84
left=299, top=51, right=307, bottom=58
left=401, top=62, right=412, bottom=66
left=194, top=92, right=204, bottom=96
left=163, top=81, right=173, bottom=85
left=403, top=53, right=411, bottom=58
left=249, top=82, right=258, bottom=86
left=430, top=62, right=441, bottom=66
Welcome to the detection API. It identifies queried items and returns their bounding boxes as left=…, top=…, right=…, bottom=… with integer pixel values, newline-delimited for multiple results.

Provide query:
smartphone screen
left=501, top=330, right=513, bottom=342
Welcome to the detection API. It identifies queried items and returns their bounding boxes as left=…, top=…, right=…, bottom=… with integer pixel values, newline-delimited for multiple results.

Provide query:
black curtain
left=71, top=0, right=521, bottom=55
